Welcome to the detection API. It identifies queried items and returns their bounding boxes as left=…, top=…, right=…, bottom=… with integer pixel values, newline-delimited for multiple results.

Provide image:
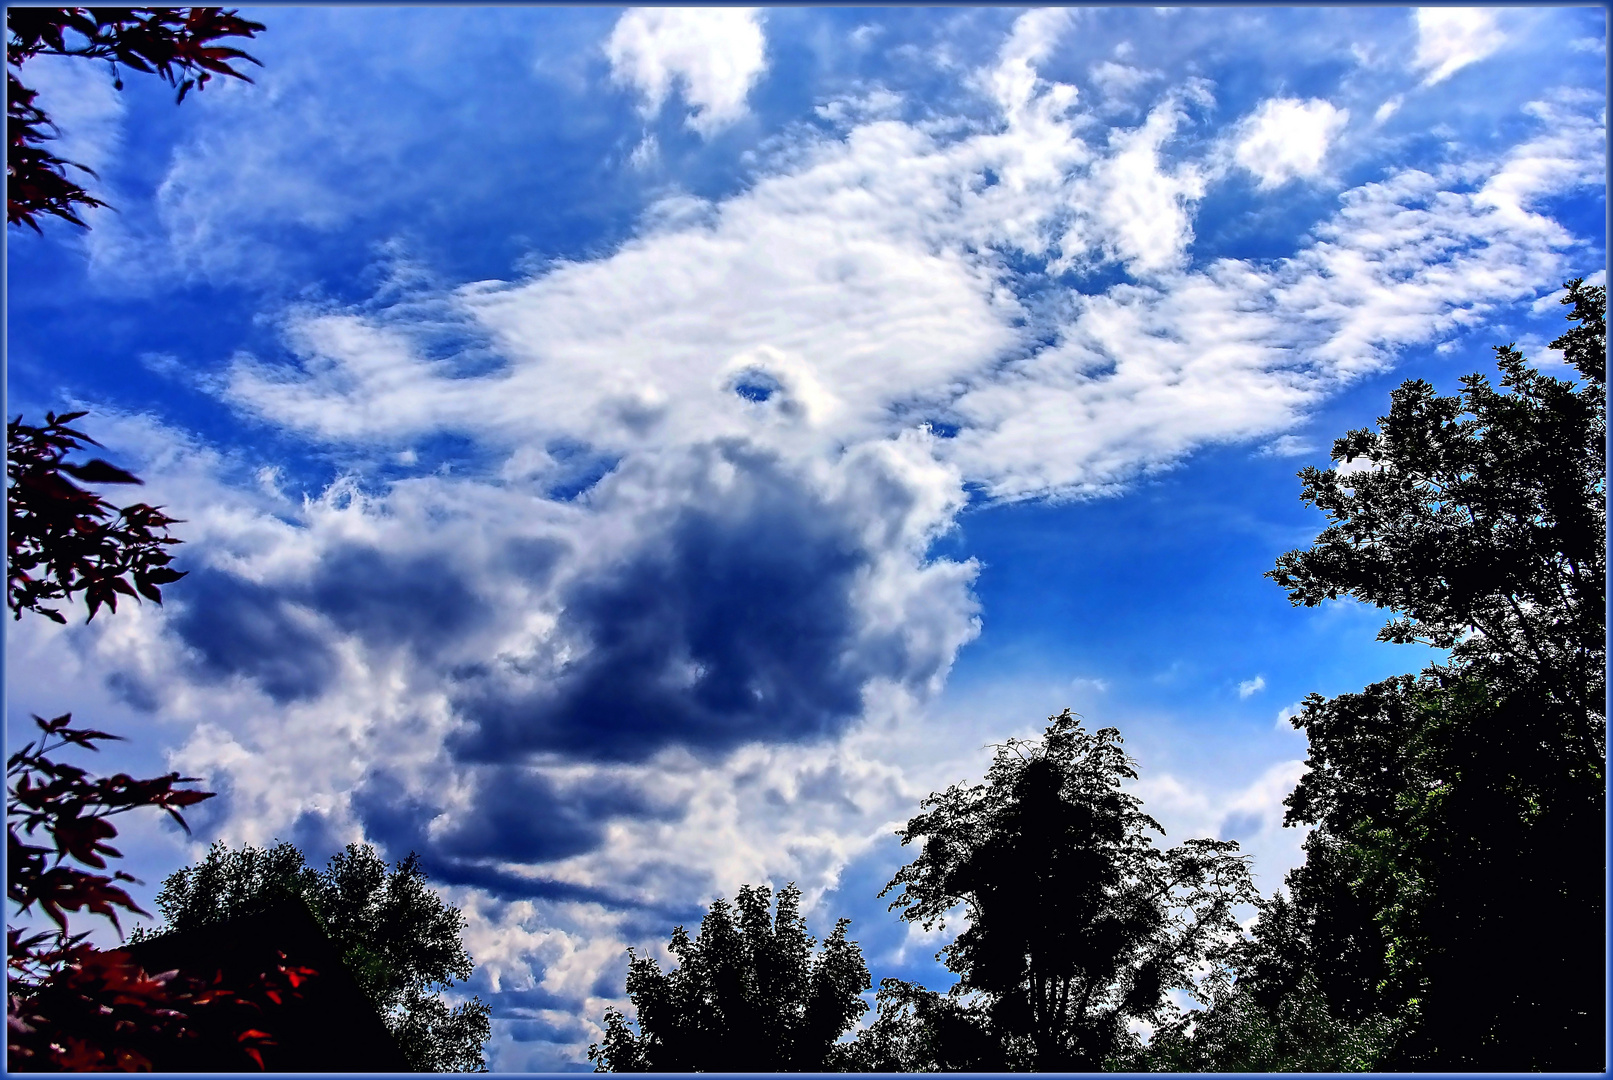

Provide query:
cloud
left=1232, top=97, right=1350, bottom=189
left=605, top=8, right=768, bottom=136
left=1258, top=434, right=1316, bottom=458
left=1128, top=758, right=1310, bottom=891
left=16, top=53, right=126, bottom=179
left=446, top=437, right=979, bottom=765
left=1238, top=675, right=1266, bottom=699
left=1087, top=60, right=1161, bottom=102
left=59, top=30, right=1597, bottom=893
left=1413, top=8, right=1508, bottom=87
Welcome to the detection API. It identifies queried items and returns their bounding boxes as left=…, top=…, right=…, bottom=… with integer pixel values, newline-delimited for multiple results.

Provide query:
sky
left=5, top=4, right=1606, bottom=1071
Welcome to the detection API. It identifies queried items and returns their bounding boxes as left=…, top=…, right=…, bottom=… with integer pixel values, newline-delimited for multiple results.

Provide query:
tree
left=8, top=6, right=264, bottom=231
left=589, top=882, right=871, bottom=1071
left=1133, top=891, right=1403, bottom=1072
left=8, top=412, right=187, bottom=623
left=1241, top=278, right=1607, bottom=1070
left=7, top=710, right=314, bottom=1071
left=141, top=840, right=492, bottom=1072
left=876, top=710, right=1258, bottom=1071
left=831, top=976, right=1007, bottom=1072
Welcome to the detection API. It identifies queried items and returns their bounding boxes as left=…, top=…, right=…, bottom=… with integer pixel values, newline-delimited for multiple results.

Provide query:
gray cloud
left=449, top=440, right=963, bottom=764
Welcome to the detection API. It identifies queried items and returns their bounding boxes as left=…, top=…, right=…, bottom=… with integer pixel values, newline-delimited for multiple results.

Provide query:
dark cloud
left=169, top=543, right=494, bottom=702
left=105, top=670, right=161, bottom=713
left=499, top=536, right=568, bottom=584
left=449, top=449, right=883, bottom=763
left=289, top=809, right=347, bottom=865
left=170, top=569, right=340, bottom=703
left=1220, top=810, right=1263, bottom=841
left=437, top=767, right=684, bottom=863
left=502, top=1017, right=591, bottom=1044
left=350, top=768, right=701, bottom=917
left=483, top=985, right=576, bottom=1017
left=304, top=545, right=483, bottom=654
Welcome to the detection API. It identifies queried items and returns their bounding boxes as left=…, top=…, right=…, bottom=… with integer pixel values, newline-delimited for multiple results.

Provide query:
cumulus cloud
left=1238, top=675, right=1267, bottom=699
left=1128, top=758, right=1310, bottom=891
left=605, top=7, right=768, bottom=136
left=1232, top=97, right=1350, bottom=189
left=1413, top=8, right=1508, bottom=87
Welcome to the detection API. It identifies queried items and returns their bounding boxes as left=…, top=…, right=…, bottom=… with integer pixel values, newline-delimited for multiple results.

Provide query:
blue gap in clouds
left=1188, top=176, right=1344, bottom=266
left=931, top=352, right=1470, bottom=745
left=543, top=440, right=620, bottom=501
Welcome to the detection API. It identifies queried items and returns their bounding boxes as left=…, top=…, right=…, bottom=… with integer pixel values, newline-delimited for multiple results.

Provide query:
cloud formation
left=35, top=0, right=1601, bottom=926
left=606, top=7, right=768, bottom=136
left=1232, top=97, right=1349, bottom=189
left=1413, top=8, right=1508, bottom=87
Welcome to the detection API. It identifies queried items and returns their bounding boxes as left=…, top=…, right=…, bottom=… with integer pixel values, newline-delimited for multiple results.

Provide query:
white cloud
left=1128, top=758, right=1310, bottom=892
left=1413, top=8, right=1508, bottom=87
left=1275, top=702, right=1306, bottom=731
left=16, top=54, right=126, bottom=179
left=1232, top=97, right=1350, bottom=190
left=605, top=8, right=768, bottom=136
left=1238, top=675, right=1266, bottom=699
left=1258, top=434, right=1315, bottom=458
left=1087, top=60, right=1161, bottom=102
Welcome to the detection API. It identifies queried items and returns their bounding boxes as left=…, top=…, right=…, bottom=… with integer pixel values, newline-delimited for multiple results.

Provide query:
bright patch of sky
left=7, top=6, right=1604, bottom=1070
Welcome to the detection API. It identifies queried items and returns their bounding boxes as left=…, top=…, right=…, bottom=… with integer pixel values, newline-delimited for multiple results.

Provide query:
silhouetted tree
left=141, top=841, right=492, bottom=1072
left=876, top=710, right=1258, bottom=1070
left=7, top=713, right=312, bottom=1071
left=1133, top=890, right=1401, bottom=1072
left=589, top=882, right=870, bottom=1071
left=831, top=976, right=1006, bottom=1072
left=1212, top=278, right=1606, bottom=1071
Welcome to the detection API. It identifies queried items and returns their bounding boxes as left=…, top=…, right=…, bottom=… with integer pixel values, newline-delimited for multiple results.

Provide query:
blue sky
left=6, top=5, right=1606, bottom=1070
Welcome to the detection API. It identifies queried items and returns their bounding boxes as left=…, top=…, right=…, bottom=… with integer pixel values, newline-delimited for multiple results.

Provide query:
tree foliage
left=7, top=712, right=311, bottom=1071
left=8, top=412, right=187, bottom=624
left=1190, top=278, right=1608, bottom=1071
left=831, top=976, right=1008, bottom=1072
left=877, top=710, right=1258, bottom=1070
left=589, top=882, right=871, bottom=1071
left=143, top=840, right=493, bottom=1072
left=8, top=6, right=264, bottom=231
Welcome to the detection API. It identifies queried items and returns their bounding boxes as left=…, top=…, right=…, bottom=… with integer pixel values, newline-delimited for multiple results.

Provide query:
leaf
left=58, top=459, right=143, bottom=485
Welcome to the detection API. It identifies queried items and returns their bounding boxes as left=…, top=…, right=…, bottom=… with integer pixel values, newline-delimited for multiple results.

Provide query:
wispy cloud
left=1238, top=675, right=1267, bottom=699
left=1413, top=8, right=1508, bottom=87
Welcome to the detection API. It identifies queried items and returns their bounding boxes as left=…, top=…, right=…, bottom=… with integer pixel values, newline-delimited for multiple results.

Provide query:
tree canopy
left=878, top=710, right=1258, bottom=1070
left=589, top=882, right=871, bottom=1071
left=1151, top=278, right=1607, bottom=1072
left=143, top=841, right=491, bottom=1072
